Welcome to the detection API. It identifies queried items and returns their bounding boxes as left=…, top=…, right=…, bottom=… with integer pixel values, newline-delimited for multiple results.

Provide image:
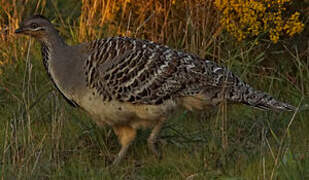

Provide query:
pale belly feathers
left=77, top=91, right=177, bottom=129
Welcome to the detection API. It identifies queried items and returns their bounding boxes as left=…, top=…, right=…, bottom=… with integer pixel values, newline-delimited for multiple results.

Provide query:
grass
left=0, top=0, right=309, bottom=179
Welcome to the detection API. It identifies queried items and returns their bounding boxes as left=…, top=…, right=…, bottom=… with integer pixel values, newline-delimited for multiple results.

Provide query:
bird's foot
left=147, top=138, right=162, bottom=160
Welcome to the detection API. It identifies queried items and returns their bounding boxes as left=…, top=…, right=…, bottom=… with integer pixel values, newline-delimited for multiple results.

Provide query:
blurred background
left=0, top=0, right=308, bottom=179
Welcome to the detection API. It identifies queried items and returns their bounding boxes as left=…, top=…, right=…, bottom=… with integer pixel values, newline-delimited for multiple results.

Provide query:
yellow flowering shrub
left=214, top=0, right=304, bottom=43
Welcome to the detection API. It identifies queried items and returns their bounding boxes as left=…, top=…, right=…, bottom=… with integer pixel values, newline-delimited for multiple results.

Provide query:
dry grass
left=78, top=0, right=222, bottom=56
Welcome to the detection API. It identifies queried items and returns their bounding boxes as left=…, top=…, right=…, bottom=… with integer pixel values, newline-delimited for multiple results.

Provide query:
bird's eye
left=31, top=23, right=39, bottom=29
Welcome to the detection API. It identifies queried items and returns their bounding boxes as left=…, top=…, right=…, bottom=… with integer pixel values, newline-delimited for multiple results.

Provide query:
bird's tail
left=239, top=87, right=295, bottom=111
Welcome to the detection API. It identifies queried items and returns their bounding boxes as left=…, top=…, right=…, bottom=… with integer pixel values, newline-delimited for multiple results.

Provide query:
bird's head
left=15, top=15, right=54, bottom=39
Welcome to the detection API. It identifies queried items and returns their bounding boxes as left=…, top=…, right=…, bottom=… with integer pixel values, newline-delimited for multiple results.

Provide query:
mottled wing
left=84, top=37, right=243, bottom=105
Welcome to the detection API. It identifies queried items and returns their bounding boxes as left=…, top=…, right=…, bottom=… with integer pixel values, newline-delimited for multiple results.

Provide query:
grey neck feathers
left=41, top=42, right=50, bottom=71
left=39, top=31, right=78, bottom=107
left=39, top=28, right=66, bottom=69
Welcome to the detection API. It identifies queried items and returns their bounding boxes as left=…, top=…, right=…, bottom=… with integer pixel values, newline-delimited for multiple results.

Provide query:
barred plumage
left=16, top=15, right=295, bottom=165
left=82, top=36, right=294, bottom=111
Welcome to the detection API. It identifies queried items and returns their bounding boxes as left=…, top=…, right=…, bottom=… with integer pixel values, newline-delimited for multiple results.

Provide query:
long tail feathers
left=251, top=99, right=296, bottom=111
left=240, top=88, right=296, bottom=112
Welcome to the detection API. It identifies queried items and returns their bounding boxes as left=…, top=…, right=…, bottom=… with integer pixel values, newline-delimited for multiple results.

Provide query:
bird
left=15, top=15, right=295, bottom=165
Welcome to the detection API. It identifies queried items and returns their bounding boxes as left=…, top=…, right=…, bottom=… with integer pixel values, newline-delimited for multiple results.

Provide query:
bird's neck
left=38, top=32, right=79, bottom=107
left=39, top=30, right=67, bottom=51
left=39, top=31, right=67, bottom=70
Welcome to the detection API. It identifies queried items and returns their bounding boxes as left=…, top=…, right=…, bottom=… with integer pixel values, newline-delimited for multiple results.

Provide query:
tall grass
left=0, top=0, right=308, bottom=179
left=78, top=0, right=222, bottom=56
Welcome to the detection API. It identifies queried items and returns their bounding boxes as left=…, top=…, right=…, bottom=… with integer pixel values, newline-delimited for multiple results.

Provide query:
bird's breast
left=77, top=90, right=177, bottom=128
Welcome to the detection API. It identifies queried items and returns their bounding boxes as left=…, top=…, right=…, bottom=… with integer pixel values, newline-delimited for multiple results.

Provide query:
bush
left=214, top=0, right=304, bottom=43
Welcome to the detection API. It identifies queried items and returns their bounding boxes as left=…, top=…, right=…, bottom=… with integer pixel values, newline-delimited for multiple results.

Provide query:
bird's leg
left=112, top=125, right=136, bottom=165
left=147, top=119, right=165, bottom=159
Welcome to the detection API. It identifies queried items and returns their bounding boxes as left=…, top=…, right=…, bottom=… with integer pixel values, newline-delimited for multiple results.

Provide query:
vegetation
left=0, top=0, right=308, bottom=179
left=214, top=0, right=304, bottom=43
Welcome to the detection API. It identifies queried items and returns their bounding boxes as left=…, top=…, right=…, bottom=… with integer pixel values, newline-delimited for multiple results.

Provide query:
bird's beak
left=15, top=27, right=24, bottom=34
